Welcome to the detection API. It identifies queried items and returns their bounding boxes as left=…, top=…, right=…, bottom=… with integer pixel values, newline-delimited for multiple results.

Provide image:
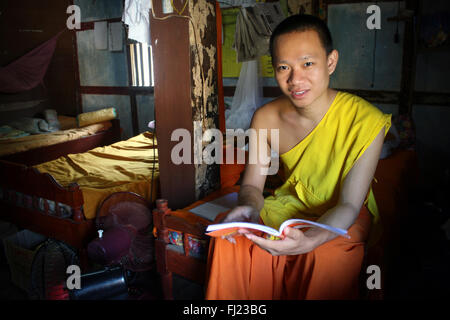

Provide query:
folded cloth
left=43, top=109, right=60, bottom=132
left=8, top=117, right=51, bottom=134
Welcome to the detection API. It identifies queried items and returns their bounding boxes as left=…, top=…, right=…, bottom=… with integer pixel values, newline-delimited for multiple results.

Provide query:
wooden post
left=150, top=0, right=220, bottom=210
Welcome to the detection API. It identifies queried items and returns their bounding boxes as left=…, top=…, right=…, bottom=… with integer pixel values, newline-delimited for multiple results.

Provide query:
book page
left=206, top=221, right=280, bottom=237
left=280, top=219, right=350, bottom=238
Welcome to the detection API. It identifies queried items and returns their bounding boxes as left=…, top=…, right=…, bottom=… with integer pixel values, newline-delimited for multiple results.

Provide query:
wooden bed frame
left=0, top=119, right=122, bottom=265
left=0, top=119, right=121, bottom=166
left=152, top=150, right=418, bottom=300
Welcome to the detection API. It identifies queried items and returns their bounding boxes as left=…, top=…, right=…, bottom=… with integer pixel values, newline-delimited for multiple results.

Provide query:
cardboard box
left=3, top=230, right=47, bottom=293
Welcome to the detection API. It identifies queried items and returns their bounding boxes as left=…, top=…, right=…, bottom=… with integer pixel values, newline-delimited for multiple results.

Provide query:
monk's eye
left=304, top=61, right=313, bottom=67
left=277, top=65, right=289, bottom=71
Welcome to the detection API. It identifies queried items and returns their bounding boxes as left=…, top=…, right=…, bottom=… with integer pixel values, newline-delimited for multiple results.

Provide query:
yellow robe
left=205, top=92, right=391, bottom=299
left=261, top=91, right=391, bottom=230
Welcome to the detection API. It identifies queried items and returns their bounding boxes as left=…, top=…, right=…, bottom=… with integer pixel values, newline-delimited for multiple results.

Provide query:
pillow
left=77, top=107, right=116, bottom=127
left=57, top=115, right=78, bottom=130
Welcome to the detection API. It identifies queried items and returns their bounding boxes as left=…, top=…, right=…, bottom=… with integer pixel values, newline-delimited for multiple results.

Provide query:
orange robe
left=205, top=206, right=371, bottom=300
left=205, top=92, right=391, bottom=299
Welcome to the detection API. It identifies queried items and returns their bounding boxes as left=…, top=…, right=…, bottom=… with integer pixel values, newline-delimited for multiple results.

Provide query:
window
left=128, top=42, right=154, bottom=87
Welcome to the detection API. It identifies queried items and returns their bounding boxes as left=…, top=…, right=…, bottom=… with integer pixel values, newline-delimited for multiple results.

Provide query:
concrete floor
left=0, top=253, right=203, bottom=300
left=0, top=228, right=203, bottom=300
left=1, top=189, right=449, bottom=300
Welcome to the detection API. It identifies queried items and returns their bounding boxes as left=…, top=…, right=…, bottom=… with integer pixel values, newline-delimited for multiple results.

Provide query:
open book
left=206, top=219, right=350, bottom=240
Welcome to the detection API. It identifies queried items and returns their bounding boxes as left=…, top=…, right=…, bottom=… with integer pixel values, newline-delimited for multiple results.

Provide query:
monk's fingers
left=244, top=233, right=281, bottom=254
left=223, top=235, right=236, bottom=244
left=222, top=207, right=252, bottom=223
left=283, top=227, right=305, bottom=240
left=245, top=231, right=307, bottom=256
left=237, top=228, right=253, bottom=235
left=221, top=231, right=238, bottom=244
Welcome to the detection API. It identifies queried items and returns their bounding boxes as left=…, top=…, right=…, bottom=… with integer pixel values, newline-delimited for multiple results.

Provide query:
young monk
left=205, top=14, right=392, bottom=300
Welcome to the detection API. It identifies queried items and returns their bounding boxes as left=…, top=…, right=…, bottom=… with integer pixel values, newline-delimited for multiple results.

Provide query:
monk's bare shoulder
left=251, top=96, right=287, bottom=130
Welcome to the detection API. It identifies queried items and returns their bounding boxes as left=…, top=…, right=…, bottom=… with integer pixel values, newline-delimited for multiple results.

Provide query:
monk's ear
left=327, top=49, right=339, bottom=75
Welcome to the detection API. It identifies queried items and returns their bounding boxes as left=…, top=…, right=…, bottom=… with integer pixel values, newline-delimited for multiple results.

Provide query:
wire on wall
left=370, top=1, right=378, bottom=88
left=371, top=27, right=377, bottom=88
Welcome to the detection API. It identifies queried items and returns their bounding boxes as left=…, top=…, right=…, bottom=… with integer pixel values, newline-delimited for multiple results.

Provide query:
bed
left=0, top=129, right=159, bottom=267
left=0, top=104, right=121, bottom=166
left=152, top=147, right=418, bottom=299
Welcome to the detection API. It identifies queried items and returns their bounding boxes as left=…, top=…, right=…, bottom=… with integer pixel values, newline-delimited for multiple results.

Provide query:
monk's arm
left=222, top=111, right=269, bottom=223
left=306, top=126, right=386, bottom=247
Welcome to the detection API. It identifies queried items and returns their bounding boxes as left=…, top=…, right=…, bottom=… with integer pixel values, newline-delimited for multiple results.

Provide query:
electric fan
left=88, top=191, right=155, bottom=273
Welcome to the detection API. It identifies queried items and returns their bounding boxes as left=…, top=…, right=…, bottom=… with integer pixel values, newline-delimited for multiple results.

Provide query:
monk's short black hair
left=270, top=14, right=334, bottom=61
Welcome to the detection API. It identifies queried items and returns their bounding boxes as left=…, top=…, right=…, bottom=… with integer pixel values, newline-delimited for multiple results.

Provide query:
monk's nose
left=288, top=67, right=306, bottom=85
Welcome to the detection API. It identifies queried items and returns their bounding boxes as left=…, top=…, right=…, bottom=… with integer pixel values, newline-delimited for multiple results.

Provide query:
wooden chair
left=152, top=186, right=240, bottom=300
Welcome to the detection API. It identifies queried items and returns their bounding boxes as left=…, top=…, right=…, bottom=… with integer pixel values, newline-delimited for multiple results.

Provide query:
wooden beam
left=79, top=86, right=153, bottom=95
left=413, top=92, right=450, bottom=106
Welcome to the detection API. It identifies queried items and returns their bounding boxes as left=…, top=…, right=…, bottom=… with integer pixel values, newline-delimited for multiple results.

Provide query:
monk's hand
left=243, top=227, right=323, bottom=256
left=222, top=205, right=259, bottom=223
left=220, top=206, right=259, bottom=244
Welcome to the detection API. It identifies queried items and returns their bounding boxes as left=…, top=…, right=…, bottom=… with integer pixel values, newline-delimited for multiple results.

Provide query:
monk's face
left=273, top=30, right=338, bottom=109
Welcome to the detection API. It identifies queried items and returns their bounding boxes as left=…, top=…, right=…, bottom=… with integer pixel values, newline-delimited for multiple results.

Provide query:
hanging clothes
left=233, top=3, right=285, bottom=62
left=234, top=7, right=270, bottom=62
left=0, top=30, right=64, bottom=93
left=122, top=0, right=151, bottom=44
